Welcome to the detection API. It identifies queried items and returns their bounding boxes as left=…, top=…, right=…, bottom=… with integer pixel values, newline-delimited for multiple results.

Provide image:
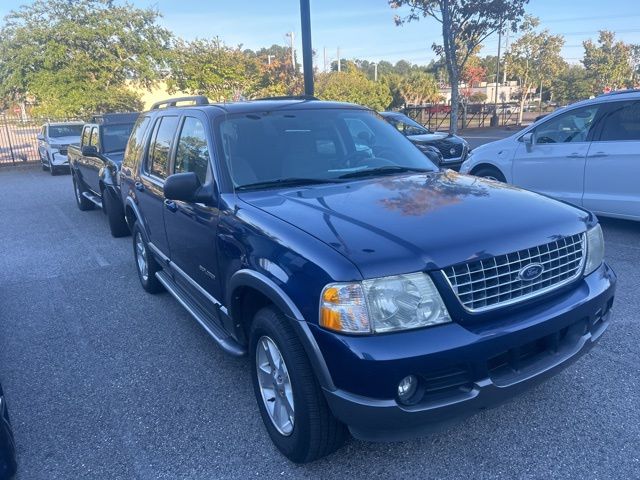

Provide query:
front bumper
left=314, top=263, right=616, bottom=441
left=50, top=152, right=69, bottom=166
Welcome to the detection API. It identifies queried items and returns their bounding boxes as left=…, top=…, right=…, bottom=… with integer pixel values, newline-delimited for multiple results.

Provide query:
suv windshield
left=49, top=125, right=83, bottom=138
left=386, top=114, right=430, bottom=136
left=218, top=108, right=437, bottom=190
left=102, top=123, right=136, bottom=153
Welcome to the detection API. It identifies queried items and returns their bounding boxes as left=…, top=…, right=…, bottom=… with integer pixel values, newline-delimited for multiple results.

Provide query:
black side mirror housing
left=164, top=172, right=209, bottom=203
left=81, top=145, right=98, bottom=156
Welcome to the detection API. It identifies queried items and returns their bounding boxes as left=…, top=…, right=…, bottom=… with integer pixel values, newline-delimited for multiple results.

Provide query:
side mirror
left=164, top=172, right=204, bottom=203
left=36, top=134, right=44, bottom=141
left=521, top=132, right=534, bottom=147
left=81, top=145, right=98, bottom=156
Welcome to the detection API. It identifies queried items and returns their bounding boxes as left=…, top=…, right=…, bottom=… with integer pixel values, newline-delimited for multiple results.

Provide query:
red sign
left=12, top=106, right=20, bottom=115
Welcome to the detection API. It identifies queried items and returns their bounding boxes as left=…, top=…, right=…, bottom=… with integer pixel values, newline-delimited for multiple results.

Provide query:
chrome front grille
left=443, top=233, right=586, bottom=312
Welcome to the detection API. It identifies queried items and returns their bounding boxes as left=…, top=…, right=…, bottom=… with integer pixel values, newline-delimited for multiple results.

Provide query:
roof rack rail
left=599, top=88, right=640, bottom=96
left=253, top=95, right=318, bottom=101
left=150, top=96, right=210, bottom=110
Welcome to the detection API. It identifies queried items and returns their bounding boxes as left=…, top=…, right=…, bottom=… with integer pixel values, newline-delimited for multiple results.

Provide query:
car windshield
left=217, top=108, right=437, bottom=190
left=102, top=123, right=136, bottom=153
left=386, top=114, right=430, bottom=136
left=49, top=125, right=83, bottom=138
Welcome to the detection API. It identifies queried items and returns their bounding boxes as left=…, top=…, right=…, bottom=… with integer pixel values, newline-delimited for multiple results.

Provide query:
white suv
left=37, top=122, right=84, bottom=175
left=461, top=90, right=640, bottom=222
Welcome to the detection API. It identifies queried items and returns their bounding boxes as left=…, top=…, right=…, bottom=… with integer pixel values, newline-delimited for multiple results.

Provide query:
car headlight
left=584, top=224, right=604, bottom=276
left=320, top=272, right=451, bottom=334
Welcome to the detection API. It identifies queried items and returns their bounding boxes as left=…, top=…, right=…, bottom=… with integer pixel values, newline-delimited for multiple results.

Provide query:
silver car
left=37, top=122, right=84, bottom=175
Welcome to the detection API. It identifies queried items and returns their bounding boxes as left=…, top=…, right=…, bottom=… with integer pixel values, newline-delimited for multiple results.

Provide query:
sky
left=1, top=0, right=640, bottom=68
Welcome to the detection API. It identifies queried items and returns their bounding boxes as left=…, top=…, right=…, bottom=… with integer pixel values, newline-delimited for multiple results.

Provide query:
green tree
left=583, top=31, right=633, bottom=92
left=167, top=38, right=259, bottom=101
left=0, top=0, right=172, bottom=116
left=398, top=71, right=439, bottom=106
left=316, top=66, right=392, bottom=111
left=551, top=65, right=593, bottom=104
left=505, top=16, right=565, bottom=122
left=390, top=0, right=528, bottom=133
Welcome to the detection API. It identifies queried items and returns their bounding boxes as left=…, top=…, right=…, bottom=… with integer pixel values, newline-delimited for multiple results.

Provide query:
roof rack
left=253, top=95, right=318, bottom=101
left=91, top=112, right=140, bottom=124
left=151, top=96, right=210, bottom=110
left=599, top=88, right=640, bottom=97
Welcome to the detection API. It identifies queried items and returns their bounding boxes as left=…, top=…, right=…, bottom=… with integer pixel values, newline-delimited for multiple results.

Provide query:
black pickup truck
left=68, top=113, right=139, bottom=237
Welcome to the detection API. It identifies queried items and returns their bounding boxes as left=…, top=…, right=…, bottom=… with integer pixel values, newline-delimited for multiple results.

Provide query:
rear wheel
left=103, top=188, right=130, bottom=237
left=250, top=306, right=346, bottom=463
left=132, top=221, right=163, bottom=293
left=473, top=166, right=506, bottom=183
left=72, top=173, right=94, bottom=211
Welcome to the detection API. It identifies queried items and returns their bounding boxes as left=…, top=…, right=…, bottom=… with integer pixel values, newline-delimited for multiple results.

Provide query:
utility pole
left=267, top=54, right=275, bottom=65
left=286, top=31, right=296, bottom=73
left=299, top=0, right=314, bottom=96
left=337, top=47, right=341, bottom=72
left=490, top=23, right=503, bottom=127
left=503, top=30, right=509, bottom=84
left=373, top=62, right=378, bottom=81
left=323, top=47, right=327, bottom=73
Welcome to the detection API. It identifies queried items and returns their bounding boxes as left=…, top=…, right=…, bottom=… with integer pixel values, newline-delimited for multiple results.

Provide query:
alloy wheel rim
left=256, top=336, right=295, bottom=436
left=135, top=232, right=148, bottom=281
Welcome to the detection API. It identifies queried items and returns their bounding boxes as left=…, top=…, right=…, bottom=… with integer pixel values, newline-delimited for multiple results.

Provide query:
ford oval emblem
left=518, top=263, right=545, bottom=281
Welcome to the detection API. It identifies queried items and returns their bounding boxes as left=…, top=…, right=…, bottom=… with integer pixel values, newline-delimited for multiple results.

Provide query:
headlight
left=584, top=224, right=604, bottom=276
left=320, top=272, right=451, bottom=334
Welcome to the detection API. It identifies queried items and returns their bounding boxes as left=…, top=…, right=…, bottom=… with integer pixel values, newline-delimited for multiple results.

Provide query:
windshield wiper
left=235, top=177, right=339, bottom=191
left=337, top=165, right=430, bottom=179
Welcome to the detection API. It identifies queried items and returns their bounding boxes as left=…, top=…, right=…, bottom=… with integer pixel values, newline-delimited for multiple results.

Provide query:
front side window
left=533, top=106, right=599, bottom=144
left=89, top=127, right=99, bottom=149
left=174, top=117, right=210, bottom=184
left=217, top=108, right=437, bottom=189
left=148, top=116, right=179, bottom=180
left=81, top=127, right=91, bottom=147
left=598, top=101, right=640, bottom=142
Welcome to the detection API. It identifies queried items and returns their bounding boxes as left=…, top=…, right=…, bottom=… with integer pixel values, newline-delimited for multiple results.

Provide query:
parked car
left=120, top=96, right=615, bottom=463
left=37, top=122, right=84, bottom=175
left=68, top=113, right=139, bottom=237
left=461, top=89, right=640, bottom=222
left=379, top=111, right=469, bottom=170
left=0, top=380, right=17, bottom=479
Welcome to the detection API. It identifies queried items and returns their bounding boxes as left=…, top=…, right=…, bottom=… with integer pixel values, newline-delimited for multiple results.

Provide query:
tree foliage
left=398, top=71, right=439, bottom=105
left=505, top=16, right=565, bottom=122
left=583, top=31, right=633, bottom=92
left=390, top=0, right=528, bottom=133
left=551, top=65, right=593, bottom=104
left=0, top=0, right=172, bottom=116
left=316, top=65, right=392, bottom=111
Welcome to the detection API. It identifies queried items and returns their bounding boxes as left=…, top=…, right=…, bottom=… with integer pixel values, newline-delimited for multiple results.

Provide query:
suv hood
left=407, top=131, right=454, bottom=143
left=240, top=171, right=590, bottom=279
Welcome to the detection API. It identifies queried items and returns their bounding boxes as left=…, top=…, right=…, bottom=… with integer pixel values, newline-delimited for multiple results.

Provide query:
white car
left=37, top=122, right=84, bottom=175
left=461, top=90, right=640, bottom=222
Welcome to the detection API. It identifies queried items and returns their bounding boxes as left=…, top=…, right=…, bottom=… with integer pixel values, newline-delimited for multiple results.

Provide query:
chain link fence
left=0, top=113, right=82, bottom=166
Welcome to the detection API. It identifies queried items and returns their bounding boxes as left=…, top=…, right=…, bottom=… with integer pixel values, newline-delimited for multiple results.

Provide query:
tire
left=250, top=307, right=346, bottom=463
left=48, top=154, right=57, bottom=176
left=103, top=188, right=130, bottom=237
left=132, top=221, right=163, bottom=293
left=72, top=173, right=94, bottom=211
left=473, top=166, right=506, bottom=183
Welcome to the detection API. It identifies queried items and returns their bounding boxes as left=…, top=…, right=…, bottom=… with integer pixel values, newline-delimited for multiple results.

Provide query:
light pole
left=299, top=0, right=314, bottom=96
left=372, top=62, right=378, bottom=81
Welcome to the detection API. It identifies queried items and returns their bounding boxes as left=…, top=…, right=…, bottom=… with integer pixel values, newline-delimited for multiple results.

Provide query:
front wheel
left=132, top=221, right=163, bottom=293
left=250, top=307, right=346, bottom=463
left=473, top=166, right=506, bottom=183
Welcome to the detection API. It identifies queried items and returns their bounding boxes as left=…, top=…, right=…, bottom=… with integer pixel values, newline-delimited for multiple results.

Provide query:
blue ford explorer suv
left=120, top=96, right=616, bottom=463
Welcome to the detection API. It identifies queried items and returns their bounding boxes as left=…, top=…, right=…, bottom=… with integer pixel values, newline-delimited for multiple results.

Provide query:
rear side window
left=147, top=116, right=179, bottom=180
left=174, top=117, right=210, bottom=184
left=598, top=101, right=640, bottom=141
left=123, top=116, right=150, bottom=170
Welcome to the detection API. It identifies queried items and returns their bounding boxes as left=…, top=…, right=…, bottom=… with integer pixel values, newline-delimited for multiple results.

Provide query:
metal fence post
left=2, top=117, right=16, bottom=165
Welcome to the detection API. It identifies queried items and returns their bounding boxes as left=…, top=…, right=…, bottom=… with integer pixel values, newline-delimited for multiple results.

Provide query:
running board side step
left=82, top=191, right=103, bottom=209
left=155, top=271, right=246, bottom=357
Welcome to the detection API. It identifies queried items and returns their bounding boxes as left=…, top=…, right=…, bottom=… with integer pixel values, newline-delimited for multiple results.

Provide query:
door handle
left=134, top=181, right=144, bottom=191
left=588, top=152, right=608, bottom=158
left=164, top=199, right=177, bottom=212
left=566, top=153, right=583, bottom=159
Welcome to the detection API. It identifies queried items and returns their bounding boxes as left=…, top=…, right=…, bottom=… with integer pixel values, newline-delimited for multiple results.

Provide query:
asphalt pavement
left=0, top=165, right=638, bottom=479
